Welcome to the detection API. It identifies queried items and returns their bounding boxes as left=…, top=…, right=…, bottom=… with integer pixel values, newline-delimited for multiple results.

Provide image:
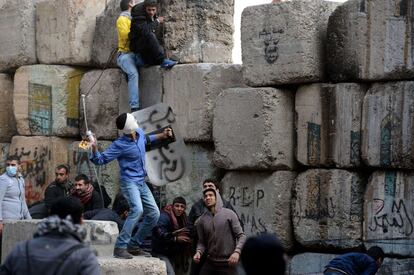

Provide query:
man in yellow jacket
left=116, top=0, right=176, bottom=112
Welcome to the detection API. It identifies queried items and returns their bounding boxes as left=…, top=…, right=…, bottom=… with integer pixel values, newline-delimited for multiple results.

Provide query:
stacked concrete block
left=214, top=87, right=295, bottom=170
left=296, top=83, right=366, bottom=167
left=293, top=169, right=364, bottom=249
left=0, top=0, right=37, bottom=72
left=80, top=69, right=127, bottom=140
left=91, top=0, right=119, bottom=68
left=68, top=141, right=120, bottom=204
left=379, top=258, right=414, bottom=275
left=0, top=143, right=9, bottom=174
left=364, top=171, right=414, bottom=257
left=328, top=0, right=414, bottom=82
left=118, top=66, right=165, bottom=112
left=9, top=136, right=73, bottom=205
left=2, top=220, right=118, bottom=261
left=163, top=64, right=244, bottom=141
left=362, top=81, right=414, bottom=168
left=13, top=65, right=85, bottom=137
left=160, top=0, right=233, bottom=63
left=289, top=253, right=337, bottom=275
left=221, top=171, right=296, bottom=250
left=241, top=0, right=338, bottom=86
left=98, top=257, right=166, bottom=275
left=165, top=143, right=223, bottom=208
left=36, top=0, right=107, bottom=65
left=0, top=74, right=16, bottom=142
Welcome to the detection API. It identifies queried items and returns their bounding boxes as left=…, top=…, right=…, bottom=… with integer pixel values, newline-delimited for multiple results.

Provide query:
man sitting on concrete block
left=0, top=197, right=100, bottom=275
left=116, top=0, right=176, bottom=112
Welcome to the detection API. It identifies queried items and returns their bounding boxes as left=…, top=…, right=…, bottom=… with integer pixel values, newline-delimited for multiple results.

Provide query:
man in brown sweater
left=193, top=188, right=246, bottom=275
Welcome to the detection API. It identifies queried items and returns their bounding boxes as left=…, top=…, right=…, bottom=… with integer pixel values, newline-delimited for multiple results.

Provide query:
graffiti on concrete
left=350, top=131, right=361, bottom=165
left=28, top=82, right=52, bottom=135
left=66, top=73, right=82, bottom=128
left=369, top=198, right=413, bottom=237
left=259, top=27, right=283, bottom=64
left=228, top=186, right=267, bottom=234
left=11, top=145, right=51, bottom=204
left=307, top=122, right=321, bottom=165
left=134, top=103, right=190, bottom=186
left=380, top=114, right=392, bottom=166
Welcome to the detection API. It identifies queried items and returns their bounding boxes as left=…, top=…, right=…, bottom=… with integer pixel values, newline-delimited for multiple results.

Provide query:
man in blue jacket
left=90, top=112, right=173, bottom=259
left=324, top=246, right=385, bottom=275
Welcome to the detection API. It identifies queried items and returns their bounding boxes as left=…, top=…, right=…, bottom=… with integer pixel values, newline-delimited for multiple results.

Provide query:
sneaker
left=160, top=59, right=177, bottom=69
left=127, top=245, right=152, bottom=257
left=113, top=248, right=133, bottom=259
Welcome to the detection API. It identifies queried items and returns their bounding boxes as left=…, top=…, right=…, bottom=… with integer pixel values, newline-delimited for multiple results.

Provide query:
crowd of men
left=0, top=0, right=387, bottom=274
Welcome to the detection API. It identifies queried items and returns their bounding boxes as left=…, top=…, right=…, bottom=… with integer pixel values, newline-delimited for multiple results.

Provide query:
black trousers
left=137, top=32, right=165, bottom=65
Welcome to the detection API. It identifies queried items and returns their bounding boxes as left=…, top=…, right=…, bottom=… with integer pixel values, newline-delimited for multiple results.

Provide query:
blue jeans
left=117, top=52, right=145, bottom=109
left=115, top=181, right=160, bottom=248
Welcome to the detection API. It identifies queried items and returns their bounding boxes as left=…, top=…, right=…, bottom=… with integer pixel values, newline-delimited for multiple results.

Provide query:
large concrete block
left=327, top=0, right=414, bottom=82
left=364, top=171, right=414, bottom=257
left=68, top=141, right=120, bottom=205
left=91, top=0, right=119, bottom=68
left=98, top=256, right=166, bottom=275
left=0, top=0, right=37, bottom=72
left=296, top=83, right=367, bottom=167
left=36, top=0, right=107, bottom=65
left=159, top=0, right=233, bottom=63
left=164, top=143, right=223, bottom=209
left=0, top=74, right=16, bottom=142
left=214, top=87, right=295, bottom=170
left=241, top=0, right=338, bottom=86
left=379, top=258, right=414, bottom=275
left=293, top=169, right=364, bottom=249
left=14, top=65, right=86, bottom=137
left=163, top=64, right=244, bottom=142
left=1, top=220, right=119, bottom=262
left=9, top=136, right=73, bottom=205
left=0, top=143, right=9, bottom=175
left=118, top=66, right=165, bottom=112
left=362, top=81, right=414, bottom=168
left=289, top=253, right=337, bottom=275
left=221, top=171, right=296, bottom=250
left=80, top=69, right=127, bottom=140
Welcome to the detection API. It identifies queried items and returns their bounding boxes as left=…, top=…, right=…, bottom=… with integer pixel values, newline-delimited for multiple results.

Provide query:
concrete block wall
left=1, top=0, right=414, bottom=273
left=238, top=0, right=414, bottom=273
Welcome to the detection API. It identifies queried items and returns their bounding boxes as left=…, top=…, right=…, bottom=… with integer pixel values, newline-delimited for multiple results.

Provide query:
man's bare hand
left=172, top=227, right=189, bottom=236
left=176, top=235, right=191, bottom=243
left=157, top=16, right=165, bottom=23
left=0, top=223, right=3, bottom=234
left=228, top=252, right=240, bottom=266
left=163, top=127, right=173, bottom=139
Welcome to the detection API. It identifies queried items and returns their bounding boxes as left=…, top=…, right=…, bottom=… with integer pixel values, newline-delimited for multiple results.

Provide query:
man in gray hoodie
left=193, top=188, right=246, bottom=275
left=0, top=156, right=31, bottom=234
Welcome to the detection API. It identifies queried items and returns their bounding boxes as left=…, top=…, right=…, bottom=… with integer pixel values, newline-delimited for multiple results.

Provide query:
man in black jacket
left=0, top=197, right=100, bottom=275
left=188, top=179, right=243, bottom=275
left=129, top=0, right=176, bottom=67
left=44, top=164, right=73, bottom=209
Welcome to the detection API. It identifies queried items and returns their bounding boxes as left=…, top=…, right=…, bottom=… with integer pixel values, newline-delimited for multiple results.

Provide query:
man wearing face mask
left=89, top=113, right=173, bottom=259
left=0, top=156, right=31, bottom=254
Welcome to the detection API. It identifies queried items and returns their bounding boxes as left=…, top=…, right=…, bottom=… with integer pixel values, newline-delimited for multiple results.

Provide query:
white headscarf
left=122, top=113, right=139, bottom=134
